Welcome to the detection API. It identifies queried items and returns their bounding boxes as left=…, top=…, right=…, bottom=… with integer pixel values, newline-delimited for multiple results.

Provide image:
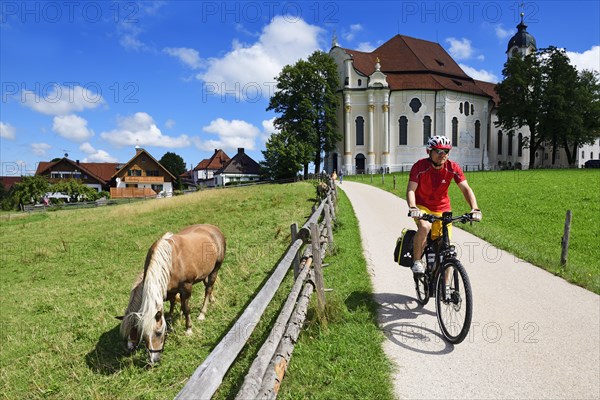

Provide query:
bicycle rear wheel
left=435, top=260, right=472, bottom=344
left=414, top=274, right=429, bottom=305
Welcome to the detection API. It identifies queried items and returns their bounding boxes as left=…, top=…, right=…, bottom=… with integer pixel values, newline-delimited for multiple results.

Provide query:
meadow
left=348, top=168, right=600, bottom=294
left=0, top=182, right=394, bottom=399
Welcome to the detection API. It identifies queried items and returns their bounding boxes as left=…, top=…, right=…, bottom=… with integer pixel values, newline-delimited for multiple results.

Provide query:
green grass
left=0, top=182, right=394, bottom=399
left=347, top=169, right=600, bottom=294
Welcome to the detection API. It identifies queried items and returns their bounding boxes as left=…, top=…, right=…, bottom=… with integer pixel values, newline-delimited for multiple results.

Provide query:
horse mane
left=136, top=232, right=174, bottom=338
left=119, top=271, right=144, bottom=339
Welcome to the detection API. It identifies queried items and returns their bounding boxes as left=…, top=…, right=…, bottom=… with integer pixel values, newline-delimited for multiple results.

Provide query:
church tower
left=506, top=12, right=537, bottom=59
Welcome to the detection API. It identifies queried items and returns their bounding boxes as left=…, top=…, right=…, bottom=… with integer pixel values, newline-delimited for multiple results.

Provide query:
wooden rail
left=175, top=178, right=337, bottom=400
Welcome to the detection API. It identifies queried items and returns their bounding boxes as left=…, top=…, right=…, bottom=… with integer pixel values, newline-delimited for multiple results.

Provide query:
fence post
left=393, top=175, right=396, bottom=190
left=290, top=223, right=300, bottom=279
left=381, top=173, right=384, bottom=185
left=324, top=203, right=333, bottom=254
left=310, top=222, right=326, bottom=320
left=561, top=210, right=572, bottom=267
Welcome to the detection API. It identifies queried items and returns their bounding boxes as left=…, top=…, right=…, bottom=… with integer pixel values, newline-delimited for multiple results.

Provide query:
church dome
left=507, top=16, right=537, bottom=53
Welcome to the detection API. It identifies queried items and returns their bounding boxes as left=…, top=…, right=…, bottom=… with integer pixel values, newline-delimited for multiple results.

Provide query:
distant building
left=325, top=15, right=600, bottom=172
left=192, top=149, right=231, bottom=187
left=35, top=158, right=119, bottom=192
left=214, top=148, right=261, bottom=186
left=111, top=147, right=177, bottom=198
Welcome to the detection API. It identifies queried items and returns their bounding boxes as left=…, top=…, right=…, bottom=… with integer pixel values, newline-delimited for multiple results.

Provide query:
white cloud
left=197, top=16, right=323, bottom=101
left=163, top=47, right=203, bottom=69
left=0, top=121, right=16, bottom=140
left=459, top=64, right=499, bottom=83
left=357, top=42, right=376, bottom=52
left=100, top=112, right=191, bottom=148
left=21, top=85, right=104, bottom=116
left=195, top=118, right=260, bottom=151
left=165, top=119, right=176, bottom=129
left=31, top=143, right=52, bottom=156
left=52, top=114, right=94, bottom=142
left=445, top=37, right=475, bottom=60
left=494, top=24, right=513, bottom=40
left=343, top=24, right=363, bottom=42
left=79, top=142, right=118, bottom=162
left=567, top=46, right=600, bottom=73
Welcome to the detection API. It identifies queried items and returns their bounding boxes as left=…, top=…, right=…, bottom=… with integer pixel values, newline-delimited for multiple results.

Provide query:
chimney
left=237, top=148, right=244, bottom=155
left=135, top=146, right=143, bottom=154
left=76, top=160, right=80, bottom=164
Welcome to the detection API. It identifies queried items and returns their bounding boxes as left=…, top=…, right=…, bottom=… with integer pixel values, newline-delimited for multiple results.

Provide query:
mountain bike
left=412, top=211, right=478, bottom=344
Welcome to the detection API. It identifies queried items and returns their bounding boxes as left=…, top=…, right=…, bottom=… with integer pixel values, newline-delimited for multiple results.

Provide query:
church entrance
left=355, top=153, right=365, bottom=174
left=332, top=153, right=338, bottom=174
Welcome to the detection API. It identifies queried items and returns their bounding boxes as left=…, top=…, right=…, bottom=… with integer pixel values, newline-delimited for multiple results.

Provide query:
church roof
left=338, top=34, right=490, bottom=97
left=507, top=18, right=537, bottom=53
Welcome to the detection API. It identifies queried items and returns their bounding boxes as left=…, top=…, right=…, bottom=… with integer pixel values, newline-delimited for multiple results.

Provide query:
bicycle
left=411, top=211, right=479, bottom=344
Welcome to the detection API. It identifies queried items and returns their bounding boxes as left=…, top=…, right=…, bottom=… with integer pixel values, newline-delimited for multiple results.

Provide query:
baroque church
left=325, top=17, right=598, bottom=174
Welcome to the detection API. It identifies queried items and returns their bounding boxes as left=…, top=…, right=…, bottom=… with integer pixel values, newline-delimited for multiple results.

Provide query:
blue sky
left=1, top=1, right=599, bottom=176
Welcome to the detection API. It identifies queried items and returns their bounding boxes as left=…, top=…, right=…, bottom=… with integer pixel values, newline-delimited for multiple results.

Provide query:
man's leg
left=411, top=219, right=431, bottom=273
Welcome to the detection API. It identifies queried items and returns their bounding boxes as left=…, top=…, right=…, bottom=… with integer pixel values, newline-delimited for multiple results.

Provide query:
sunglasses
left=432, top=149, right=450, bottom=155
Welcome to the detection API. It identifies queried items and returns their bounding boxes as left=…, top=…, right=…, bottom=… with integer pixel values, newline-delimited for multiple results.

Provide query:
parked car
left=584, top=160, right=600, bottom=168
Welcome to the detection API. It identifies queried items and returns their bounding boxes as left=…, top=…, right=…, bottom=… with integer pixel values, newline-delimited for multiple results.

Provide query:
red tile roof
left=340, top=34, right=492, bottom=98
left=36, top=159, right=119, bottom=183
left=194, top=149, right=231, bottom=171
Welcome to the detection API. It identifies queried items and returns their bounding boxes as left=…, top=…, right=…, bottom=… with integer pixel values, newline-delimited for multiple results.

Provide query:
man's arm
left=457, top=180, right=478, bottom=209
left=406, top=181, right=418, bottom=208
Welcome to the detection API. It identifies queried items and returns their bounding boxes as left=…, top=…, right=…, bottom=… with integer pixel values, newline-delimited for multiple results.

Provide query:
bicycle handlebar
left=409, top=212, right=479, bottom=224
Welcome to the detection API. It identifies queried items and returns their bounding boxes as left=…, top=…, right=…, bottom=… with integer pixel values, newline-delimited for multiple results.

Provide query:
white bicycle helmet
left=426, top=135, right=452, bottom=150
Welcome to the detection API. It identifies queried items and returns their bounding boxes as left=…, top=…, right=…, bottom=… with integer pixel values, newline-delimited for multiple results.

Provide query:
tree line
left=496, top=46, right=600, bottom=168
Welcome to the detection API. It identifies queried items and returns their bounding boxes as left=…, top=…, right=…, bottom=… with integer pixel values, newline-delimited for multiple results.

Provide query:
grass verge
left=347, top=169, right=600, bottom=294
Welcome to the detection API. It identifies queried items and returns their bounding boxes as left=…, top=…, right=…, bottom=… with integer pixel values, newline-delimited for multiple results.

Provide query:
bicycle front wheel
left=435, top=260, right=472, bottom=344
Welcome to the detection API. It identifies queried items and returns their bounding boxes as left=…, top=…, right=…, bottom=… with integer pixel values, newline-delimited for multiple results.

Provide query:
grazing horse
left=116, top=224, right=226, bottom=365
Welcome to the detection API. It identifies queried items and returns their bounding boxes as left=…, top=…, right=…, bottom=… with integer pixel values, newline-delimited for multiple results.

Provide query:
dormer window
left=452, top=79, right=463, bottom=86
left=435, top=58, right=445, bottom=67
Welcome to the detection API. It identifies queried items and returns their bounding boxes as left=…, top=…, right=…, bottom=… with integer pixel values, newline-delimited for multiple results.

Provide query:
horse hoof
left=197, top=314, right=206, bottom=321
left=185, top=329, right=193, bottom=336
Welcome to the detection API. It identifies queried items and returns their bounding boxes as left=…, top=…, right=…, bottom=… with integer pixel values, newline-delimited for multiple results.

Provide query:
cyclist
left=406, top=135, right=482, bottom=274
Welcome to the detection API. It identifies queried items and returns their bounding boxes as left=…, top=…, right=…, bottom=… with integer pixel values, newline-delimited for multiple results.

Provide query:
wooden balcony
left=123, top=176, right=164, bottom=183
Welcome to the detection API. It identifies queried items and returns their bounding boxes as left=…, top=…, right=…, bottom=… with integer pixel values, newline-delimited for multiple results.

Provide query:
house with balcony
left=35, top=158, right=119, bottom=192
left=110, top=147, right=176, bottom=198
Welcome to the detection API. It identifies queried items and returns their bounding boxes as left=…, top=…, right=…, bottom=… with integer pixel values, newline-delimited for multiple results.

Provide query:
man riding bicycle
left=406, top=135, right=482, bottom=274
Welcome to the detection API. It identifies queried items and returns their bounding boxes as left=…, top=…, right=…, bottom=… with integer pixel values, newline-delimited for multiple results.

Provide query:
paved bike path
left=338, top=181, right=599, bottom=400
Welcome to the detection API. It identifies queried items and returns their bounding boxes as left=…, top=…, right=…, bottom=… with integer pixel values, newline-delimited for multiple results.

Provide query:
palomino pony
left=117, top=224, right=226, bottom=364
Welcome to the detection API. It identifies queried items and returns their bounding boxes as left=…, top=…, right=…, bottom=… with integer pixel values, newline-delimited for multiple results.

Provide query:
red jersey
left=409, top=158, right=466, bottom=212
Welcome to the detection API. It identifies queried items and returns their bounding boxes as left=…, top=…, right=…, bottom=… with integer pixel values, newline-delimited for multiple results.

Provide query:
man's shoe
left=411, top=260, right=425, bottom=274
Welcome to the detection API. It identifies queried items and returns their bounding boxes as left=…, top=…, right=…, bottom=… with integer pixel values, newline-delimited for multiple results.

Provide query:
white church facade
left=325, top=18, right=595, bottom=174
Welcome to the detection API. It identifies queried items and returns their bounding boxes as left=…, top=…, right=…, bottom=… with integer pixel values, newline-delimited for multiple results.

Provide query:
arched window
left=459, top=103, right=463, bottom=114
left=423, top=116, right=432, bottom=145
left=582, top=151, right=585, bottom=159
left=471, top=104, right=475, bottom=115
left=357, top=79, right=362, bottom=87
left=518, top=133, right=523, bottom=157
left=508, top=132, right=514, bottom=156
left=464, top=101, right=470, bottom=116
left=355, top=116, right=364, bottom=146
left=355, top=153, right=366, bottom=174
left=474, top=120, right=481, bottom=149
left=497, top=130, right=503, bottom=155
left=398, top=116, right=408, bottom=145
left=452, top=117, right=458, bottom=147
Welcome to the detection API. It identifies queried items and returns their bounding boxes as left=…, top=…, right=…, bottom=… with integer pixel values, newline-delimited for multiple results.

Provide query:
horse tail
left=136, top=233, right=173, bottom=338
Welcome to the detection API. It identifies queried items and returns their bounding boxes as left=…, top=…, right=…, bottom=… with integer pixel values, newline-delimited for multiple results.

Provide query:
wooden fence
left=175, top=179, right=338, bottom=400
